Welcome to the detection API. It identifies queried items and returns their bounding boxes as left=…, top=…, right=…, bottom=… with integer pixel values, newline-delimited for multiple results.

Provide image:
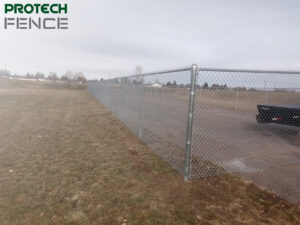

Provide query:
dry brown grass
left=143, top=87, right=300, bottom=113
left=195, top=89, right=300, bottom=113
left=0, top=78, right=86, bottom=90
left=0, top=79, right=299, bottom=225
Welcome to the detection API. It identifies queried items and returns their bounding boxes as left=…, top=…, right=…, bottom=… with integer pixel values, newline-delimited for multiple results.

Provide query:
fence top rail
left=101, top=66, right=300, bottom=81
left=105, top=67, right=191, bottom=81
left=198, top=67, right=300, bottom=75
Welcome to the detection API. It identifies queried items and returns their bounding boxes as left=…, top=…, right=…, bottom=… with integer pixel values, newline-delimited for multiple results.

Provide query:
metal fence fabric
left=191, top=69, right=300, bottom=178
left=88, top=65, right=300, bottom=180
left=88, top=68, right=192, bottom=175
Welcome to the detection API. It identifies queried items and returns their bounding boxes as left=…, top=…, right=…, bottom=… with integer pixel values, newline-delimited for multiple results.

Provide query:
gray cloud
left=0, top=0, right=300, bottom=79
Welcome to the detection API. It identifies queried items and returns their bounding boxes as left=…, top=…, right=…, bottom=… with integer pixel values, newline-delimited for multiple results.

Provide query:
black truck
left=256, top=104, right=300, bottom=127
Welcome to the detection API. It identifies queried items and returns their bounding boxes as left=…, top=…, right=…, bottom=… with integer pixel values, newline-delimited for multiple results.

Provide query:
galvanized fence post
left=235, top=87, right=239, bottom=110
left=184, top=64, right=198, bottom=181
left=138, top=75, right=144, bottom=138
left=110, top=79, right=113, bottom=113
left=121, top=78, right=125, bottom=122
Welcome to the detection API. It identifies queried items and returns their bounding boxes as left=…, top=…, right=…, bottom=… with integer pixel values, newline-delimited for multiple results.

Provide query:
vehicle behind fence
left=88, top=65, right=300, bottom=180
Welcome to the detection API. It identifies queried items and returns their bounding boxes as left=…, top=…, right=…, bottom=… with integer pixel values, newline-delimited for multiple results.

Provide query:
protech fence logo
left=4, top=3, right=68, bottom=30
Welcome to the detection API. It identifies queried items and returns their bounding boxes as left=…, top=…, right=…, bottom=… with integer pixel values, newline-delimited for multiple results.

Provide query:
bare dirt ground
left=0, top=79, right=300, bottom=225
left=193, top=105, right=300, bottom=204
left=243, top=165, right=300, bottom=205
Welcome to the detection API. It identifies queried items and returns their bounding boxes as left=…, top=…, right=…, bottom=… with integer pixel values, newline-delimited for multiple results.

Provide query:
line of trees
left=157, top=81, right=251, bottom=91
left=0, top=69, right=87, bottom=84
left=165, top=81, right=249, bottom=90
left=0, top=69, right=11, bottom=76
left=25, top=71, right=87, bottom=83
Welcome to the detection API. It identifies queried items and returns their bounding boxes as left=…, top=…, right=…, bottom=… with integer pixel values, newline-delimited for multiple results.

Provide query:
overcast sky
left=0, top=0, right=300, bottom=79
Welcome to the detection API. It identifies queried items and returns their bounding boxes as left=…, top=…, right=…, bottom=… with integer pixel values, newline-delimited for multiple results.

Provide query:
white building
left=151, top=83, right=162, bottom=88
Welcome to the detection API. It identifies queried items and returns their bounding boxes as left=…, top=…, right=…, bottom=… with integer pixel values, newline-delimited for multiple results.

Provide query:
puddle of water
left=221, top=159, right=259, bottom=172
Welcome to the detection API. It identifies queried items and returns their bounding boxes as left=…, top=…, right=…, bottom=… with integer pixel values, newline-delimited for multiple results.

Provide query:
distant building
left=151, top=83, right=162, bottom=88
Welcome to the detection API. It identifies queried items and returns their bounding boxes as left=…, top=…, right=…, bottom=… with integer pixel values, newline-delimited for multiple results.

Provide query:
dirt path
left=0, top=79, right=299, bottom=225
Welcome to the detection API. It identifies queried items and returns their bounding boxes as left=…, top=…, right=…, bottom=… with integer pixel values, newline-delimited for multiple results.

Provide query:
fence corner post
left=184, top=64, right=198, bottom=181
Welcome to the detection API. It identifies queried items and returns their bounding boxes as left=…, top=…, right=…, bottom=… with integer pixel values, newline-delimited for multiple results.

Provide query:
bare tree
left=60, top=75, right=68, bottom=81
left=135, top=65, right=143, bottom=75
left=64, top=71, right=73, bottom=81
left=26, top=73, right=34, bottom=78
left=35, top=72, right=45, bottom=80
left=202, top=82, right=209, bottom=89
left=74, top=71, right=87, bottom=83
left=48, top=71, right=58, bottom=81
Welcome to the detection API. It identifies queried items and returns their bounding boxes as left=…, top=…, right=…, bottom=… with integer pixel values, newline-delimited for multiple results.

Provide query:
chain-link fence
left=88, top=65, right=300, bottom=180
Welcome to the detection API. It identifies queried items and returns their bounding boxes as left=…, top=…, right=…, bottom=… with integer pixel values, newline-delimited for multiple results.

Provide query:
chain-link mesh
left=88, top=68, right=191, bottom=175
left=191, top=68, right=300, bottom=178
left=88, top=66, right=300, bottom=180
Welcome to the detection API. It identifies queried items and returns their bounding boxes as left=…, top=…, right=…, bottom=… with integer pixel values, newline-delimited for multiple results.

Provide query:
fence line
left=88, top=65, right=300, bottom=180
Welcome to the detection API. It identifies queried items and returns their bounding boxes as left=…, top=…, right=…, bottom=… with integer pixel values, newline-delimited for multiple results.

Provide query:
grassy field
left=0, top=79, right=299, bottom=225
left=121, top=85, right=300, bottom=113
